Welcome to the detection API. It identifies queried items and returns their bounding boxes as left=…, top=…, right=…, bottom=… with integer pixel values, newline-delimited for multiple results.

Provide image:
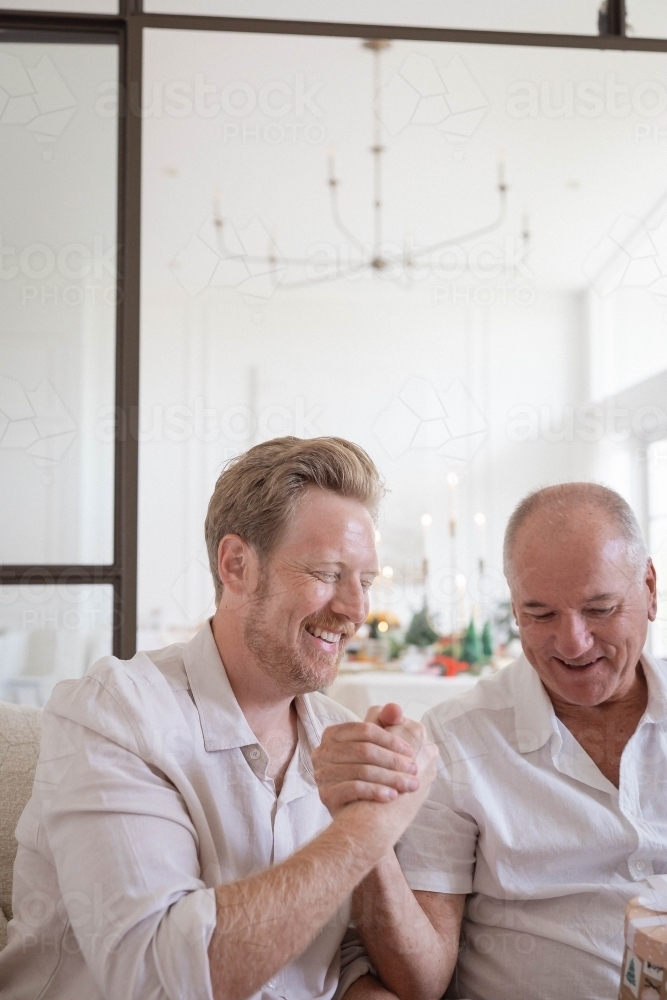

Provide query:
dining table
left=325, top=668, right=480, bottom=720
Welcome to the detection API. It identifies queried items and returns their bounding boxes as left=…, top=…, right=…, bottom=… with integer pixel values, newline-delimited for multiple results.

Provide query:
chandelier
left=211, top=39, right=522, bottom=291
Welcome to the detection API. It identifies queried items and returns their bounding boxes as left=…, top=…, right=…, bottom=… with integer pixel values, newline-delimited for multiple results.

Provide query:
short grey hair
left=503, top=482, right=648, bottom=580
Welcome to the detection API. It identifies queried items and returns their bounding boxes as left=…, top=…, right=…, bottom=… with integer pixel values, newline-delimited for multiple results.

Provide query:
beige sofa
left=0, top=701, right=42, bottom=950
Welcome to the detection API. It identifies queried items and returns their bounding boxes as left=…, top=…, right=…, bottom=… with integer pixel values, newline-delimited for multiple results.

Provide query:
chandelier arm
left=412, top=193, right=508, bottom=259
left=214, top=219, right=236, bottom=259
left=274, top=261, right=369, bottom=290
left=229, top=253, right=356, bottom=267
left=212, top=222, right=321, bottom=267
left=329, top=185, right=368, bottom=255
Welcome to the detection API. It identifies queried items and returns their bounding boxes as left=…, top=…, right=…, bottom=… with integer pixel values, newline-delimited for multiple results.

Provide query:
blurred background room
left=3, top=0, right=667, bottom=717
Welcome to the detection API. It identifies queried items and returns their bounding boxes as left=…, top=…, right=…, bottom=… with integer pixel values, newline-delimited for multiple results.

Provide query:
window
left=2, top=1, right=666, bottom=682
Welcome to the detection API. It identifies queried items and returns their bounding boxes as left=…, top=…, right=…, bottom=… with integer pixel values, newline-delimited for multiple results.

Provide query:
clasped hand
left=312, top=703, right=439, bottom=817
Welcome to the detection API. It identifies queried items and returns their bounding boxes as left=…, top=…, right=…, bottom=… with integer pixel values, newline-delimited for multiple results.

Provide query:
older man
left=0, top=436, right=436, bottom=1000
left=314, top=482, right=666, bottom=1000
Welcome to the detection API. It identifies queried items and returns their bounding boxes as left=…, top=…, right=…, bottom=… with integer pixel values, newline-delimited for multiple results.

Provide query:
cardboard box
left=619, top=898, right=667, bottom=1000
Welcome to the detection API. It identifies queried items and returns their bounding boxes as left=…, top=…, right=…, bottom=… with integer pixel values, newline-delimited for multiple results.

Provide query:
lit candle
left=421, top=513, right=432, bottom=585
left=474, top=512, right=486, bottom=574
left=447, top=473, right=458, bottom=537
left=498, top=151, right=506, bottom=190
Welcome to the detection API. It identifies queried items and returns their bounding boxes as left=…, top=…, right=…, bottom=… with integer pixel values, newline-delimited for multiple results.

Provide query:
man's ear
left=646, top=558, right=658, bottom=622
left=217, top=535, right=256, bottom=597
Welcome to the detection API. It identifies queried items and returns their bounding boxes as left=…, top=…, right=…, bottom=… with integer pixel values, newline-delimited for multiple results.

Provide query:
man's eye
left=588, top=607, right=614, bottom=616
left=317, top=572, right=337, bottom=582
left=361, top=579, right=373, bottom=591
left=531, top=613, right=555, bottom=622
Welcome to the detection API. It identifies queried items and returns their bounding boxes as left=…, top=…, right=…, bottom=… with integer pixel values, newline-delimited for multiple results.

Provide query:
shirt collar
left=183, top=621, right=258, bottom=752
left=640, top=652, right=667, bottom=724
left=182, top=620, right=328, bottom=754
left=511, top=649, right=667, bottom=755
left=511, top=654, right=560, bottom=754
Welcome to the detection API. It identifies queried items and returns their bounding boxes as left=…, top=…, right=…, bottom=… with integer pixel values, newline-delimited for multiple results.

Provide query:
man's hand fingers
left=319, top=721, right=416, bottom=758
left=385, top=719, right=430, bottom=754
left=315, top=762, right=420, bottom=793
left=321, top=780, right=400, bottom=812
left=312, top=741, right=418, bottom=774
left=365, top=703, right=404, bottom=728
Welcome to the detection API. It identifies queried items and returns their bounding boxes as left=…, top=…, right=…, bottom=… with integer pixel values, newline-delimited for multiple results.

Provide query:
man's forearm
left=208, top=802, right=403, bottom=1000
left=352, top=853, right=458, bottom=1000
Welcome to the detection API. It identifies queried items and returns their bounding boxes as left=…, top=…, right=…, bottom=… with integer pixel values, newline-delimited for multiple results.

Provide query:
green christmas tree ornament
left=405, top=604, right=439, bottom=647
left=460, top=620, right=482, bottom=665
left=481, top=621, right=493, bottom=659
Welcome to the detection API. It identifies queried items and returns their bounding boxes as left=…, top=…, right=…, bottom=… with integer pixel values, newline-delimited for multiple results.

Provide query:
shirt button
left=249, top=748, right=261, bottom=760
left=635, top=860, right=646, bottom=872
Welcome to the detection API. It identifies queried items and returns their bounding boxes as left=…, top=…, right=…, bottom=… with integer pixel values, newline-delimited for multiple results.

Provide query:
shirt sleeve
left=37, top=679, right=216, bottom=1000
left=395, top=711, right=479, bottom=895
left=333, top=926, right=376, bottom=999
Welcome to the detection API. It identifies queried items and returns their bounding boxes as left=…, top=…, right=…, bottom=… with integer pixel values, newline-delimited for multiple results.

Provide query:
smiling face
left=241, top=486, right=379, bottom=695
left=509, top=509, right=657, bottom=708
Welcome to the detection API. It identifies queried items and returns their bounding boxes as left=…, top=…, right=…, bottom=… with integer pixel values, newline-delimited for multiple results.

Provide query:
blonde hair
left=205, top=436, right=385, bottom=602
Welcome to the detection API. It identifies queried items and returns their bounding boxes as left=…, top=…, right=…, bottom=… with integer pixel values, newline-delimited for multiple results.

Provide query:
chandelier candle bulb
left=474, top=512, right=487, bottom=574
left=421, top=513, right=432, bottom=583
left=447, top=473, right=459, bottom=521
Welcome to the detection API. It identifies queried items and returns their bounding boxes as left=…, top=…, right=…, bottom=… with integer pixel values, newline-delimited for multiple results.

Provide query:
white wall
left=137, top=278, right=592, bottom=638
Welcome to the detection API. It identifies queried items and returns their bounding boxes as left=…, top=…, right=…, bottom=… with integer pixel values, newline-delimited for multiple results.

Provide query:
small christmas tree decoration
left=405, top=603, right=439, bottom=647
left=460, top=620, right=482, bottom=665
left=481, top=621, right=494, bottom=659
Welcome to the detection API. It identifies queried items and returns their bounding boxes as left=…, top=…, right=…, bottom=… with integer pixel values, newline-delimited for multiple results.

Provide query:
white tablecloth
left=325, top=670, right=479, bottom=720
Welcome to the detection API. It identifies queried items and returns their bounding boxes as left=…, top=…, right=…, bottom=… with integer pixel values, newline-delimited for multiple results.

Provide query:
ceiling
left=142, top=29, right=667, bottom=295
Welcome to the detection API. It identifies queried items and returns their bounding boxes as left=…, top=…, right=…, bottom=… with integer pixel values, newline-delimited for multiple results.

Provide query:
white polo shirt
left=397, top=653, right=667, bottom=1000
left=0, top=622, right=371, bottom=1000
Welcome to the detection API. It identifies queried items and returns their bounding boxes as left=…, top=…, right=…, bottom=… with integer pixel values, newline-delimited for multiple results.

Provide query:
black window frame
left=0, top=0, right=662, bottom=659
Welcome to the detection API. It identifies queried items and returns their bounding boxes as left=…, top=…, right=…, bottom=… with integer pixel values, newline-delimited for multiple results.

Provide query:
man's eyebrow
left=522, top=593, right=619, bottom=609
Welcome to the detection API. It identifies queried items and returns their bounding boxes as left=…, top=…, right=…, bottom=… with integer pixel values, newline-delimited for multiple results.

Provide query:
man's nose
left=553, top=614, right=594, bottom=660
left=330, top=579, right=367, bottom=627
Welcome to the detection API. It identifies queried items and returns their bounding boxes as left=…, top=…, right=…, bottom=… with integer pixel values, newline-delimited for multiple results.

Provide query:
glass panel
left=648, top=440, right=667, bottom=657
left=0, top=582, right=113, bottom=705
left=0, top=1, right=117, bottom=11
left=0, top=38, right=117, bottom=565
left=145, top=0, right=601, bottom=34
left=140, top=30, right=667, bottom=655
left=626, top=1, right=667, bottom=37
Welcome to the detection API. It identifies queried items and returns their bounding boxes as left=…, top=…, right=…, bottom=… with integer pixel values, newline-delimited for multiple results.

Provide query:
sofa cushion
left=0, top=701, right=42, bottom=950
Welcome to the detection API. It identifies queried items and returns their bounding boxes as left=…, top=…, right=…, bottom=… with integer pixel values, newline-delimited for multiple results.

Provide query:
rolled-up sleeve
left=333, top=926, right=375, bottom=999
left=37, top=681, right=216, bottom=1000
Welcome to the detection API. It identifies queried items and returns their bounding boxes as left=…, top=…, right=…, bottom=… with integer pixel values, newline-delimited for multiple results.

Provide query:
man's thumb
left=375, top=702, right=404, bottom=728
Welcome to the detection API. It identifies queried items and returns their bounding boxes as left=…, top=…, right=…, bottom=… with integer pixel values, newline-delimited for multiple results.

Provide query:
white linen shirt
left=397, top=652, right=667, bottom=1000
left=0, top=622, right=372, bottom=1000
